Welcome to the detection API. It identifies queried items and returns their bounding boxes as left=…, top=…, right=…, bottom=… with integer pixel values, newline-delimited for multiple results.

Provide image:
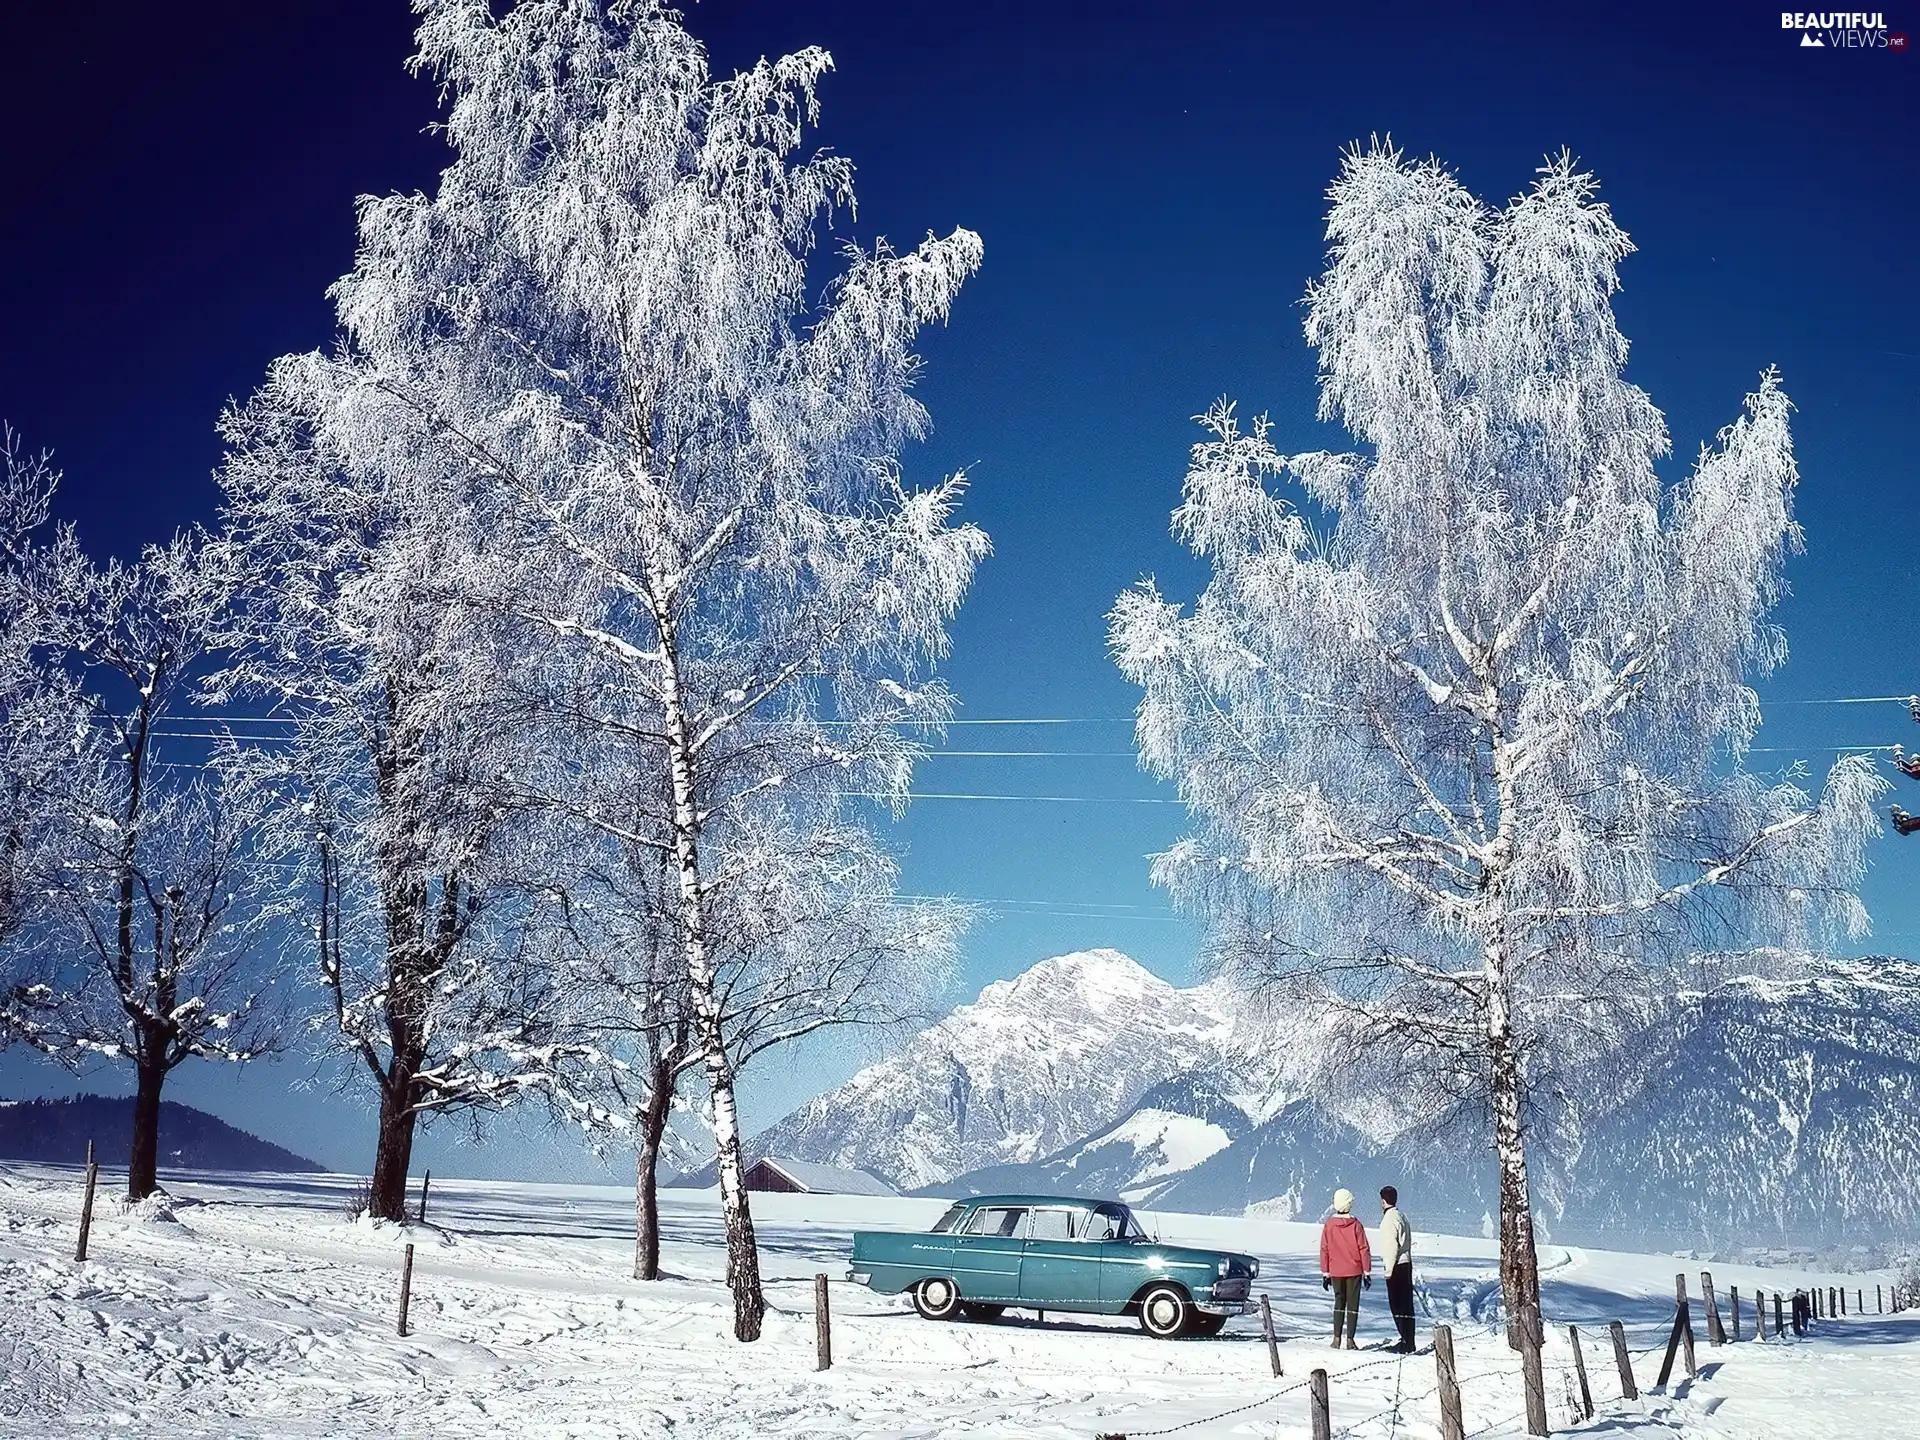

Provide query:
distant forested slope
left=0, top=1095, right=322, bottom=1173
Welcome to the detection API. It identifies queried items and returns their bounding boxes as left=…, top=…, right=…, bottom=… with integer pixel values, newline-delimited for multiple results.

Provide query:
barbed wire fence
left=1088, top=1260, right=1898, bottom=1440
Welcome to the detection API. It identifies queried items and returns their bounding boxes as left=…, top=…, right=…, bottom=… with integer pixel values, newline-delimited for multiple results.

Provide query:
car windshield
left=1086, top=1203, right=1136, bottom=1241
left=929, top=1203, right=966, bottom=1234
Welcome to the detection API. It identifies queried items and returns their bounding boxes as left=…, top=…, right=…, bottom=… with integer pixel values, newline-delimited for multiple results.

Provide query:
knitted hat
left=1333, top=1188, right=1354, bottom=1215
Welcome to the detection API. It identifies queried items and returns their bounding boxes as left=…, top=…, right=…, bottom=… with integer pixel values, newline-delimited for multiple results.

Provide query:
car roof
left=950, top=1194, right=1124, bottom=1210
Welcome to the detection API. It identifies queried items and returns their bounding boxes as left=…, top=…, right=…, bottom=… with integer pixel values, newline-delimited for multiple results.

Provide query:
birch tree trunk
left=1488, top=987, right=1541, bottom=1347
left=654, top=599, right=765, bottom=1340
left=1484, top=729, right=1541, bottom=1346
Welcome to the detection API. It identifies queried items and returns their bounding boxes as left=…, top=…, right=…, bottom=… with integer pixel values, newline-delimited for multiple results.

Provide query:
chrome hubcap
left=925, top=1280, right=951, bottom=1310
left=1149, top=1296, right=1178, bottom=1329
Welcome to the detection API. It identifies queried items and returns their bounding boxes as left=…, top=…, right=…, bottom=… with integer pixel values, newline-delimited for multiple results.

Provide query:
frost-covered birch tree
left=293, top=0, right=985, bottom=1338
left=1111, top=144, right=1884, bottom=1331
left=221, top=6, right=980, bottom=1317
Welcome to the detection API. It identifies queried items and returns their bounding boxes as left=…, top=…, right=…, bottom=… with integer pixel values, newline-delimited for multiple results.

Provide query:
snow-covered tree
left=0, top=431, right=91, bottom=989
left=274, top=0, right=986, bottom=1338
left=3, top=522, right=281, bottom=1200
left=1887, top=698, right=1920, bottom=834
left=1111, top=144, right=1884, bottom=1334
left=546, top=812, right=963, bottom=1282
left=215, top=353, right=595, bottom=1224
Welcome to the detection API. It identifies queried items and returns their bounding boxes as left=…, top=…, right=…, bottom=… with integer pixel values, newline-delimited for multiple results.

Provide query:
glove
left=1363, top=1275, right=1373, bottom=1290
left=1322, top=1276, right=1332, bottom=1291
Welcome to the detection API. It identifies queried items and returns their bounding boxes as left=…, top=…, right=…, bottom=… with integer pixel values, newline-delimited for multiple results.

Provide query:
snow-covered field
left=0, top=1164, right=1911, bottom=1438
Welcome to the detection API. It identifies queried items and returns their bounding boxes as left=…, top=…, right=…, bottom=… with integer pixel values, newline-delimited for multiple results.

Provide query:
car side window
left=965, top=1205, right=1029, bottom=1238
left=1088, top=1205, right=1129, bottom=1241
left=1028, top=1207, right=1081, bottom=1241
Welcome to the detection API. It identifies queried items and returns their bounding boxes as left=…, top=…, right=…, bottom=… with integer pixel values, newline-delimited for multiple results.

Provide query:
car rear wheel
left=1188, top=1312, right=1227, bottom=1337
left=958, top=1302, right=1005, bottom=1323
left=912, top=1277, right=962, bottom=1321
left=1137, top=1283, right=1190, bottom=1339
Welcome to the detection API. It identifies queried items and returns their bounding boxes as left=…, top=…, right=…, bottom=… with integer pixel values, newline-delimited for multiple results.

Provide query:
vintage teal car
left=848, top=1193, right=1260, bottom=1338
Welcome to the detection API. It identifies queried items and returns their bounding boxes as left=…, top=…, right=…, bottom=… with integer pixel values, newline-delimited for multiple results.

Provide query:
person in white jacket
left=1378, top=1185, right=1416, bottom=1353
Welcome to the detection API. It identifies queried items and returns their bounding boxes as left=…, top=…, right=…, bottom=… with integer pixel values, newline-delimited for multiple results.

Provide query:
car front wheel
left=912, top=1277, right=962, bottom=1321
left=1137, top=1283, right=1191, bottom=1339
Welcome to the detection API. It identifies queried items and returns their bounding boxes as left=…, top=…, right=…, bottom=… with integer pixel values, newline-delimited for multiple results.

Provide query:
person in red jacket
left=1319, top=1186, right=1373, bottom=1349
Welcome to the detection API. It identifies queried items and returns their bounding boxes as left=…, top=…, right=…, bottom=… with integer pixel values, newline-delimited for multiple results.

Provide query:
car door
left=1018, top=1205, right=1100, bottom=1309
left=951, top=1203, right=1027, bottom=1302
left=1091, top=1204, right=1154, bottom=1307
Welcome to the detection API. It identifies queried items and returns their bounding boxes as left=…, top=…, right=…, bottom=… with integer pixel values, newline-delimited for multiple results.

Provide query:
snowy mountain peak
left=746, top=949, right=1232, bottom=1190
left=980, top=948, right=1167, bottom=1010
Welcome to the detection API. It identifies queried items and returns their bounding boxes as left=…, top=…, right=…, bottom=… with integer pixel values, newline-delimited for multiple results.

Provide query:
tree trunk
left=368, top=1077, right=418, bottom=1222
left=654, top=600, right=765, bottom=1341
left=1482, top=729, right=1540, bottom=1349
left=127, top=1053, right=166, bottom=1201
left=1488, top=997, right=1540, bottom=1348
left=634, top=1066, right=673, bottom=1280
left=703, top=1052, right=764, bottom=1338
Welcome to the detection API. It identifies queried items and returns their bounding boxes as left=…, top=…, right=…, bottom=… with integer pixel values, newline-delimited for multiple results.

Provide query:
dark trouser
left=1331, top=1276, right=1361, bottom=1340
left=1386, top=1261, right=1416, bottom=1350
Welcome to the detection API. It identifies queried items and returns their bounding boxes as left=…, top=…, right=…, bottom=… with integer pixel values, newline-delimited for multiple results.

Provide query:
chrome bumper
left=1195, top=1297, right=1257, bottom=1317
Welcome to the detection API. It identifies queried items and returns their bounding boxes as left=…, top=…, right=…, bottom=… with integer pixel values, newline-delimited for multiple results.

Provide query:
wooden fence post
left=1519, top=1302, right=1548, bottom=1437
left=815, top=1273, right=832, bottom=1371
left=1308, top=1367, right=1330, bottom=1440
left=75, top=1141, right=99, bottom=1263
left=1656, top=1274, right=1696, bottom=1388
left=1856, top=1288, right=1863, bottom=1315
left=397, top=1243, right=415, bottom=1337
left=1568, top=1325, right=1594, bottom=1421
left=1609, top=1319, right=1638, bottom=1400
left=418, top=1169, right=431, bottom=1225
left=1681, top=1279, right=1699, bottom=1378
left=1434, top=1325, right=1465, bottom=1440
left=1753, top=1291, right=1766, bottom=1342
left=1878, top=1284, right=1884, bottom=1314
left=1701, top=1271, right=1725, bottom=1346
left=1774, top=1292, right=1784, bottom=1337
left=1260, top=1293, right=1283, bottom=1378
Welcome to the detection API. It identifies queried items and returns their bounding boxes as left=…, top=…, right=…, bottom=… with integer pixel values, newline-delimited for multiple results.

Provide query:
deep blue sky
left=1, top=2, right=1914, bottom=1179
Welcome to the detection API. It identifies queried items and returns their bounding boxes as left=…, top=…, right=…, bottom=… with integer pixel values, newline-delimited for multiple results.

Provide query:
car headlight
left=1251, top=1259, right=1260, bottom=1278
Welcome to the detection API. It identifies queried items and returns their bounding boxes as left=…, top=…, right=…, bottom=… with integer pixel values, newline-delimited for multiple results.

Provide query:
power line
left=148, top=692, right=1920, bottom=736
left=853, top=791, right=1182, bottom=805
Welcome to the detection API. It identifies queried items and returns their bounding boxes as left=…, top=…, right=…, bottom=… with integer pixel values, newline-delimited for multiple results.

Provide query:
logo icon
left=1800, top=30, right=1826, bottom=43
